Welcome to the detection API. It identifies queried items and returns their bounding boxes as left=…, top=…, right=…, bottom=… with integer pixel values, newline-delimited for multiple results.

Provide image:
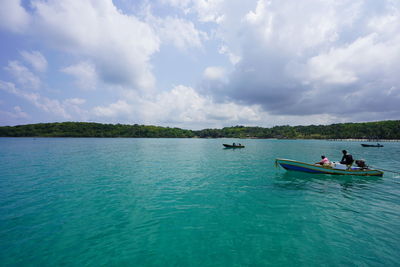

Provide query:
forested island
left=0, top=120, right=399, bottom=139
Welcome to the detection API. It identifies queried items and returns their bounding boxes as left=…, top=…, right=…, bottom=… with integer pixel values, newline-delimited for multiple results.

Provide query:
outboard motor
left=355, top=159, right=367, bottom=168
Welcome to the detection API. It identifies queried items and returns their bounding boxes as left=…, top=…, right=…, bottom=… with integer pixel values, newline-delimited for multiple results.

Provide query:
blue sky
left=1, top=0, right=399, bottom=129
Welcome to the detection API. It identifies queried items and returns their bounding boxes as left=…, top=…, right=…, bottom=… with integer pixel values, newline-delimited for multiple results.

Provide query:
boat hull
left=361, top=144, right=383, bottom=147
left=223, top=144, right=245, bottom=148
left=276, top=159, right=383, bottom=176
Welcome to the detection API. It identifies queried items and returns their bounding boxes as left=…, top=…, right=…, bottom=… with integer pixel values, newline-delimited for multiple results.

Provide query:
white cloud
left=159, top=0, right=191, bottom=11
left=306, top=33, right=400, bottom=85
left=368, top=8, right=400, bottom=36
left=2, top=0, right=400, bottom=127
left=0, top=81, right=69, bottom=118
left=242, top=0, right=345, bottom=50
left=189, top=0, right=226, bottom=23
left=203, top=66, right=226, bottom=81
left=63, top=98, right=87, bottom=116
left=0, top=106, right=29, bottom=120
left=152, top=16, right=208, bottom=50
left=191, top=0, right=400, bottom=121
left=5, top=0, right=160, bottom=91
left=13, top=106, right=28, bottom=117
left=143, top=85, right=265, bottom=127
left=64, top=98, right=86, bottom=106
left=20, top=51, right=48, bottom=72
left=0, top=81, right=89, bottom=120
left=91, top=85, right=264, bottom=128
left=91, top=84, right=357, bottom=128
left=162, top=0, right=225, bottom=23
left=219, top=45, right=240, bottom=65
left=61, top=62, right=98, bottom=90
left=92, top=100, right=133, bottom=118
left=4, top=61, right=41, bottom=89
left=0, top=0, right=30, bottom=33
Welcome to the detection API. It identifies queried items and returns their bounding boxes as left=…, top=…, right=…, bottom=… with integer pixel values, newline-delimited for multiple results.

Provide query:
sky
left=0, top=0, right=399, bottom=129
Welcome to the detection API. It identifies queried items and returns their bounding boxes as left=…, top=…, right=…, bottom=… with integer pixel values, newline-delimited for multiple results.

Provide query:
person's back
left=345, top=154, right=353, bottom=164
left=340, top=150, right=354, bottom=166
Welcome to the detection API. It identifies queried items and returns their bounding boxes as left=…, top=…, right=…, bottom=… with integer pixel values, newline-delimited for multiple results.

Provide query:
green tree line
left=0, top=120, right=399, bottom=139
left=0, top=122, right=194, bottom=138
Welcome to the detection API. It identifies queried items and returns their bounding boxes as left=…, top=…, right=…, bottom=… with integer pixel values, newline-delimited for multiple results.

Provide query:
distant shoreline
left=1, top=136, right=400, bottom=142
left=327, top=139, right=400, bottom=142
left=1, top=121, right=399, bottom=139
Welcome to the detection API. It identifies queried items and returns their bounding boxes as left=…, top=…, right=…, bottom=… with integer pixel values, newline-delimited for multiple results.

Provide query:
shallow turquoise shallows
left=1, top=138, right=399, bottom=266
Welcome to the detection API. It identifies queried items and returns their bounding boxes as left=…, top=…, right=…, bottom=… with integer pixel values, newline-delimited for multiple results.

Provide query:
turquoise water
left=0, top=138, right=399, bottom=266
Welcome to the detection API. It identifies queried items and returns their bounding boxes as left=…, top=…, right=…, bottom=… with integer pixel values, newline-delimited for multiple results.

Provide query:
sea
left=0, top=138, right=399, bottom=266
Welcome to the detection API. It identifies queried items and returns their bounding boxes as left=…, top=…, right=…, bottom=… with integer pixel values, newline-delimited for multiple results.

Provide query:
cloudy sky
left=0, top=0, right=399, bottom=129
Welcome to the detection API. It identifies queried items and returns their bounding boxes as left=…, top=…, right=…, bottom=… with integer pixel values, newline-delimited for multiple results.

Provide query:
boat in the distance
left=223, top=144, right=245, bottom=148
left=275, top=158, right=383, bottom=176
left=361, top=144, right=384, bottom=147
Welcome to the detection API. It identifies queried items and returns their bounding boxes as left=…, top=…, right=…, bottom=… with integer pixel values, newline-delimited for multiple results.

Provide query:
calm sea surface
left=0, top=138, right=399, bottom=266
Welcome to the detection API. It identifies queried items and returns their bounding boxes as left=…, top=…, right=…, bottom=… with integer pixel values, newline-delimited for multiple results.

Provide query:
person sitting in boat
left=316, top=155, right=330, bottom=166
left=340, top=150, right=354, bottom=168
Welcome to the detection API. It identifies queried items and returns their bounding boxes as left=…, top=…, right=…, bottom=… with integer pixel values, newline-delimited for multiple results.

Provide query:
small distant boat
left=361, top=144, right=384, bottom=147
left=223, top=144, right=245, bottom=148
left=275, top=158, right=383, bottom=176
